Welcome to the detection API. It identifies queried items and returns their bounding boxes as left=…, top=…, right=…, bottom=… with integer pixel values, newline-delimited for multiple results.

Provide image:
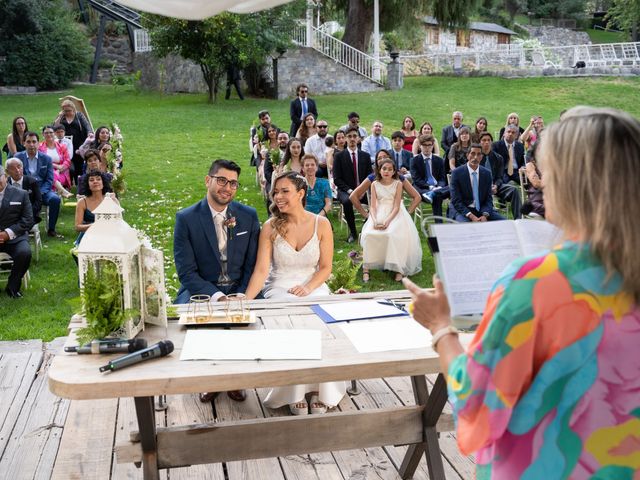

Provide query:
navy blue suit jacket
left=14, top=151, right=54, bottom=194
left=0, top=185, right=33, bottom=243
left=289, top=97, right=318, bottom=137
left=388, top=149, right=412, bottom=171
left=450, top=165, right=494, bottom=217
left=174, top=199, right=260, bottom=303
left=492, top=140, right=525, bottom=184
left=410, top=154, right=446, bottom=194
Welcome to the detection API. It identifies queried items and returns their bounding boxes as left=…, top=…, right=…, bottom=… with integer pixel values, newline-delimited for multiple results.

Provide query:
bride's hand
left=288, top=285, right=310, bottom=297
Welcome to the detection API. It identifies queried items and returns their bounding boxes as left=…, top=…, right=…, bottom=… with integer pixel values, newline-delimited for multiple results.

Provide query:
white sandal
left=289, top=401, right=308, bottom=415
left=309, top=394, right=327, bottom=414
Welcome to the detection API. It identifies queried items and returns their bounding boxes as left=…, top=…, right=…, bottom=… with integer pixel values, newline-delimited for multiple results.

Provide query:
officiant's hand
left=403, top=275, right=451, bottom=334
left=288, top=285, right=310, bottom=297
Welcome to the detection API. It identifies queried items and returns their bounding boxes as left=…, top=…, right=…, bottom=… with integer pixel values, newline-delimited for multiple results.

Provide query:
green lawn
left=585, top=28, right=629, bottom=44
left=1, top=75, right=640, bottom=340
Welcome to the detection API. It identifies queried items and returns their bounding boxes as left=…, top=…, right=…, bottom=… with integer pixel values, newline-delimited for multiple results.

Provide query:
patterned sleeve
left=447, top=254, right=542, bottom=455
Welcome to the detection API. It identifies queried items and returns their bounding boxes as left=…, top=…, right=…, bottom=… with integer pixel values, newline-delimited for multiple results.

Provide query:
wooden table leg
left=398, top=374, right=448, bottom=480
left=134, top=396, right=160, bottom=480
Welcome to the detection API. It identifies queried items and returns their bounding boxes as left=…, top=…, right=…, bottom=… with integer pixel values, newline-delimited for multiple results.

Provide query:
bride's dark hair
left=269, top=171, right=308, bottom=241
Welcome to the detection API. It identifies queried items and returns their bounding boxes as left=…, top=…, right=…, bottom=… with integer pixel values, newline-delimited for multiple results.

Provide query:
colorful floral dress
left=448, top=241, right=640, bottom=479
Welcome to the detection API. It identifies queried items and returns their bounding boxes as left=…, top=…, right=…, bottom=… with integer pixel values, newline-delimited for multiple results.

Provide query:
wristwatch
left=431, top=325, right=459, bottom=350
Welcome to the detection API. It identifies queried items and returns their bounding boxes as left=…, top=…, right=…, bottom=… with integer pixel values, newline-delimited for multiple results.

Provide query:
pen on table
left=377, top=300, right=407, bottom=312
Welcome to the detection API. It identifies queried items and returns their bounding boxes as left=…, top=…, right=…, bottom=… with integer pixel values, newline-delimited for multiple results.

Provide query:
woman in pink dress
left=38, top=125, right=73, bottom=198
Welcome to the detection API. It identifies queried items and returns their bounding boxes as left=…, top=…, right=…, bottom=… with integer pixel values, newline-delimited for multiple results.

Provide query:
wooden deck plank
left=0, top=340, right=70, bottom=480
left=0, top=345, right=43, bottom=458
left=166, top=393, right=225, bottom=480
left=215, top=388, right=286, bottom=480
left=50, top=399, right=118, bottom=480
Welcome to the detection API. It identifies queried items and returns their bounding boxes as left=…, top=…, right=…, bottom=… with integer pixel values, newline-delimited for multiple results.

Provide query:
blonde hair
left=269, top=171, right=308, bottom=241
left=505, top=112, right=519, bottom=127
left=539, top=106, right=640, bottom=302
left=61, top=99, right=76, bottom=112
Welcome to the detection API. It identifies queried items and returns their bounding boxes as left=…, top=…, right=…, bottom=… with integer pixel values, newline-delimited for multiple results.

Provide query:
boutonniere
left=224, top=216, right=236, bottom=239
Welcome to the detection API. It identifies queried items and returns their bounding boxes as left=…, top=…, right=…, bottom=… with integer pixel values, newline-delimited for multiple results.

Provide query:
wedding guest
left=448, top=126, right=472, bottom=172
left=362, top=121, right=392, bottom=158
left=289, top=83, right=318, bottom=137
left=499, top=112, right=524, bottom=139
left=479, top=132, right=521, bottom=219
left=77, top=150, right=113, bottom=196
left=5, top=116, right=28, bottom=158
left=38, top=125, right=73, bottom=198
left=441, top=111, right=467, bottom=158
left=359, top=158, right=422, bottom=283
left=520, top=115, right=544, bottom=149
left=522, top=143, right=545, bottom=217
left=389, top=131, right=412, bottom=178
left=244, top=171, right=342, bottom=415
left=14, top=132, right=62, bottom=238
left=410, top=134, right=449, bottom=221
left=340, top=112, right=367, bottom=139
left=412, top=121, right=441, bottom=157
left=75, top=170, right=116, bottom=246
left=404, top=106, right=640, bottom=479
left=295, top=113, right=317, bottom=147
left=5, top=158, right=42, bottom=225
left=250, top=110, right=273, bottom=167
left=0, top=164, right=33, bottom=298
left=302, top=154, right=332, bottom=216
left=78, top=125, right=111, bottom=159
left=304, top=120, right=330, bottom=177
left=400, top=116, right=418, bottom=152
left=279, top=138, right=304, bottom=174
left=53, top=124, right=74, bottom=163
left=471, top=116, right=488, bottom=143
left=54, top=99, right=93, bottom=185
left=350, top=149, right=421, bottom=220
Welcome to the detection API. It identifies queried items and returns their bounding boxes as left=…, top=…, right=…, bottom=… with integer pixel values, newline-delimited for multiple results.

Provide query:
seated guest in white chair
left=449, top=144, right=505, bottom=222
left=0, top=164, right=33, bottom=298
left=5, top=158, right=42, bottom=226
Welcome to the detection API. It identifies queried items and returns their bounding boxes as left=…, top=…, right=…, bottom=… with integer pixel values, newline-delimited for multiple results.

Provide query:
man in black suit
left=410, top=134, right=449, bottom=221
left=289, top=83, right=318, bottom=137
left=492, top=125, right=525, bottom=184
left=333, top=126, right=372, bottom=242
left=0, top=164, right=33, bottom=298
left=5, top=158, right=42, bottom=224
left=441, top=111, right=467, bottom=158
left=388, top=131, right=413, bottom=179
left=479, top=132, right=521, bottom=219
left=449, top=144, right=505, bottom=222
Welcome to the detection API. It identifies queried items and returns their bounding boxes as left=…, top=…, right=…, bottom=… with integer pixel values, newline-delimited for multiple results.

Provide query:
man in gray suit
left=0, top=164, right=33, bottom=298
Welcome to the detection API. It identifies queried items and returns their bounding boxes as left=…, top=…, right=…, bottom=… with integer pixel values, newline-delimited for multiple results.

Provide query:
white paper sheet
left=339, top=318, right=432, bottom=353
left=515, top=219, right=564, bottom=256
left=315, top=300, right=407, bottom=322
left=180, top=330, right=322, bottom=360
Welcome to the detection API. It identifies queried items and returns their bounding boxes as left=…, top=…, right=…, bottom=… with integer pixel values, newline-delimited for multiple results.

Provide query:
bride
left=245, top=171, right=346, bottom=415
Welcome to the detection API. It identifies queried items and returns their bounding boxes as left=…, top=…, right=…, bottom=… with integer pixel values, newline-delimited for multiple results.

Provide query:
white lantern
left=77, top=196, right=167, bottom=339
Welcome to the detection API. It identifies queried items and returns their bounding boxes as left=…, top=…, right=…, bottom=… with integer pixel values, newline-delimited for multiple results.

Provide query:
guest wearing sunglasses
left=289, top=83, right=318, bottom=138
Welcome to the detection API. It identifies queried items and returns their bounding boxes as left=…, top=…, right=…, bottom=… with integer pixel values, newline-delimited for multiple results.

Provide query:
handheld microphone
left=65, top=338, right=148, bottom=354
left=99, top=340, right=174, bottom=373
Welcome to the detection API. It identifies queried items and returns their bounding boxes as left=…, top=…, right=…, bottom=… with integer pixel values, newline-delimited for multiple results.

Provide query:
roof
left=422, top=16, right=517, bottom=35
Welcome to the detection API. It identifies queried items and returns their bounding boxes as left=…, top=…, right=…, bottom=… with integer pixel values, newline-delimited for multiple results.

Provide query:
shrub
left=0, top=0, right=92, bottom=89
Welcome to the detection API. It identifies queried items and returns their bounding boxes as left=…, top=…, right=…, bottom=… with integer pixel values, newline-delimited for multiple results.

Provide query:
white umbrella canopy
left=116, top=0, right=295, bottom=20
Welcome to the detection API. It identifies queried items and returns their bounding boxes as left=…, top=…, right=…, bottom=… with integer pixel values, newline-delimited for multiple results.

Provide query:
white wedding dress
left=262, top=215, right=346, bottom=408
left=360, top=180, right=422, bottom=276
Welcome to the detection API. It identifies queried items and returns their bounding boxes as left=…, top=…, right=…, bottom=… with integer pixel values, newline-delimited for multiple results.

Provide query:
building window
left=497, top=33, right=509, bottom=44
left=426, top=27, right=440, bottom=45
left=456, top=30, right=470, bottom=47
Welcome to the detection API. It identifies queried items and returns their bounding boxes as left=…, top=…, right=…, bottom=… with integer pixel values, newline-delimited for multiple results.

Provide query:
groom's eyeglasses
left=209, top=175, right=240, bottom=189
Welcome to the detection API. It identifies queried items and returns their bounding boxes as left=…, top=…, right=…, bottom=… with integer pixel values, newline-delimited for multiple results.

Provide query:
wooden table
left=48, top=292, right=462, bottom=480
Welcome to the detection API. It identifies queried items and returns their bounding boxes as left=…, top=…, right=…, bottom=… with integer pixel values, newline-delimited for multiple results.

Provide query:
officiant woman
left=404, top=106, right=640, bottom=479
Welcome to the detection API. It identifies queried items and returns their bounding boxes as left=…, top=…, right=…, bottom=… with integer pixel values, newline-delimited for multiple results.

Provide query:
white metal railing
left=291, top=25, right=387, bottom=85
left=134, top=29, right=152, bottom=52
left=398, top=41, right=640, bottom=73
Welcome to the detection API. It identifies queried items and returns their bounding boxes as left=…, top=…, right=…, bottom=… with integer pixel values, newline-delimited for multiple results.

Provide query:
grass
left=585, top=28, right=629, bottom=44
left=1, top=75, right=640, bottom=341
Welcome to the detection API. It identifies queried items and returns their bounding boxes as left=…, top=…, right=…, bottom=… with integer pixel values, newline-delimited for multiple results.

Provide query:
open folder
left=311, top=300, right=408, bottom=324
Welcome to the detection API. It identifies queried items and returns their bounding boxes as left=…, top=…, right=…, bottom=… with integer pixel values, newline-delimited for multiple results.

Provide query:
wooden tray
left=178, top=311, right=256, bottom=327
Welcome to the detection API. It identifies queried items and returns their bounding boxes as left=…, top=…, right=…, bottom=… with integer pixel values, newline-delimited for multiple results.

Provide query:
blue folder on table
left=311, top=300, right=409, bottom=324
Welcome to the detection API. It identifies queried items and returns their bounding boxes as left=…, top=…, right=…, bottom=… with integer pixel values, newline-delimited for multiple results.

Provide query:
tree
left=143, top=4, right=302, bottom=102
left=606, top=0, right=640, bottom=41
left=0, top=0, right=92, bottom=89
left=331, top=0, right=479, bottom=52
left=526, top=0, right=589, bottom=18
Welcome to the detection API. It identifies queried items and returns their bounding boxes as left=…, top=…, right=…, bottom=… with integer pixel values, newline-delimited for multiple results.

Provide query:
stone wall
left=275, top=47, right=383, bottom=99
left=133, top=52, right=208, bottom=93
left=520, top=25, right=591, bottom=47
left=91, top=34, right=133, bottom=82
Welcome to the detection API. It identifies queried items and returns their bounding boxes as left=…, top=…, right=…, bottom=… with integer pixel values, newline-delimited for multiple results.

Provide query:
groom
left=174, top=159, right=260, bottom=402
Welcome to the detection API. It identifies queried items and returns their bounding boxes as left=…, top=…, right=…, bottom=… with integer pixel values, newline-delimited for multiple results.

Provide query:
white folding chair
left=0, top=252, right=30, bottom=289
left=29, top=224, right=43, bottom=263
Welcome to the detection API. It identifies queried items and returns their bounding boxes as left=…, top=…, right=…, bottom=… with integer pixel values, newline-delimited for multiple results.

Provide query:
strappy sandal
left=289, top=401, right=309, bottom=415
left=309, top=394, right=327, bottom=414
